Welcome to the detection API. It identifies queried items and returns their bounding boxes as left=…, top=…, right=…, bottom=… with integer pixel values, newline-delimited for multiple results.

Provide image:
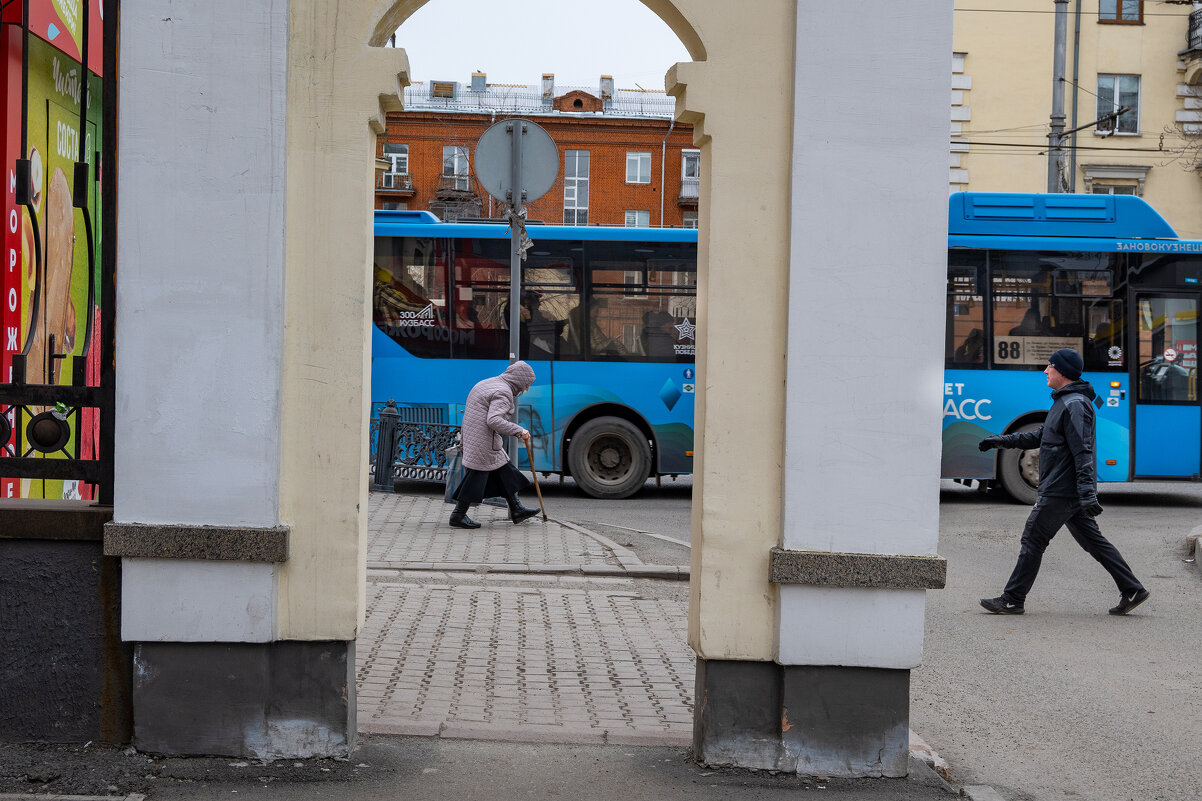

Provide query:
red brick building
left=374, top=73, right=699, bottom=228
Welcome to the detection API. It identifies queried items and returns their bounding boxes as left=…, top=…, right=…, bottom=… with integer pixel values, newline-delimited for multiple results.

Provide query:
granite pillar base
left=693, top=658, right=910, bottom=777
left=132, top=640, right=355, bottom=759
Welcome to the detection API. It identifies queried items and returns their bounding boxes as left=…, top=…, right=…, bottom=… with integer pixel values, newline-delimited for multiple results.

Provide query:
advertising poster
left=1, top=0, right=103, bottom=500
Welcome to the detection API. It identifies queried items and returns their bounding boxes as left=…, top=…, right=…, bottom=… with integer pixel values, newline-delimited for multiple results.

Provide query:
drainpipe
left=488, top=111, right=496, bottom=217
left=660, top=118, right=675, bottom=226
left=1069, top=0, right=1082, bottom=191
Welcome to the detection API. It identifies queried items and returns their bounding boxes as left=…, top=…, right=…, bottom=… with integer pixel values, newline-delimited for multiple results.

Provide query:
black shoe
left=449, top=501, right=481, bottom=529
left=506, top=494, right=540, bottom=524
left=1109, top=588, right=1149, bottom=616
left=980, top=596, right=1024, bottom=615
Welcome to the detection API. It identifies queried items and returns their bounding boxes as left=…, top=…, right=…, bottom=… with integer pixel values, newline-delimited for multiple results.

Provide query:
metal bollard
left=371, top=399, right=400, bottom=492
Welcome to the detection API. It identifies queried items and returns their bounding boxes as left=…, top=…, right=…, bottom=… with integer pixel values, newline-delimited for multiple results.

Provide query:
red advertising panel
left=1, top=0, right=103, bottom=499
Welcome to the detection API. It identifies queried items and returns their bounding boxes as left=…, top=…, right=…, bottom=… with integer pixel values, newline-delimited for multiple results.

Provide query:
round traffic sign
left=473, top=119, right=559, bottom=205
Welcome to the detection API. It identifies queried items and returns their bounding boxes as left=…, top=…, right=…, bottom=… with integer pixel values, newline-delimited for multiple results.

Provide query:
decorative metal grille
left=370, top=400, right=461, bottom=490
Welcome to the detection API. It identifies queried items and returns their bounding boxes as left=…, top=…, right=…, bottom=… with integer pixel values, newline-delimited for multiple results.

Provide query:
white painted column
left=778, top=1, right=951, bottom=667
left=114, top=1, right=287, bottom=642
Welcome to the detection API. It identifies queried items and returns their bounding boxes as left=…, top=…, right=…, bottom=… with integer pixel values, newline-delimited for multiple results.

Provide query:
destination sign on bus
left=993, top=336, right=1084, bottom=366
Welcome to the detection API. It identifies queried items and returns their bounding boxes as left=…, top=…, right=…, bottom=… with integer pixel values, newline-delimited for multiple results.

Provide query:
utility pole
left=1048, top=0, right=1069, bottom=192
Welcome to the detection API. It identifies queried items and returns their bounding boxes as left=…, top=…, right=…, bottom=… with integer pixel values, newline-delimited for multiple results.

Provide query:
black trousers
left=452, top=462, right=530, bottom=505
left=1002, top=496, right=1143, bottom=604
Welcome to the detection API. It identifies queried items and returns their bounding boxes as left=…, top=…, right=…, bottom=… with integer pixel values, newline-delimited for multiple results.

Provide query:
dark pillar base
left=0, top=502, right=132, bottom=745
left=694, top=658, right=910, bottom=777
left=133, top=640, right=356, bottom=759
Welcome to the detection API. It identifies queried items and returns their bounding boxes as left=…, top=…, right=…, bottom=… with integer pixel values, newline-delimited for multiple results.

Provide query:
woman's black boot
left=449, top=500, right=481, bottom=529
left=507, top=494, right=540, bottom=524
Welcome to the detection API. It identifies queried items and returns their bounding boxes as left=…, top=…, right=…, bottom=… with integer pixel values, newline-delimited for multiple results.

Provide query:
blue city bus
left=944, top=192, right=1201, bottom=503
left=372, top=210, right=698, bottom=499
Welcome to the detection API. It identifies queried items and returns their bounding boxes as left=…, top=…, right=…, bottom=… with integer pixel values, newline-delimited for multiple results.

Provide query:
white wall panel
left=115, top=1, right=287, bottom=527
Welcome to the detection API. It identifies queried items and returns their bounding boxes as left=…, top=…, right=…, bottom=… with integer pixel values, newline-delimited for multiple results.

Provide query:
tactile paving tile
left=357, top=580, right=694, bottom=741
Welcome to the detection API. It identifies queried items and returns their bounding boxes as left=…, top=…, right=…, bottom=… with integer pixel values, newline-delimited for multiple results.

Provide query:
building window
left=1099, top=0, right=1141, bottom=24
left=625, top=210, right=650, bottom=228
left=564, top=149, right=589, bottom=225
left=626, top=151, right=651, bottom=184
left=384, top=142, right=408, bottom=174
left=381, top=201, right=408, bottom=210
left=1081, top=163, right=1149, bottom=195
left=442, top=145, right=470, bottom=190
left=682, top=211, right=698, bottom=229
left=381, top=142, right=408, bottom=189
left=682, top=150, right=700, bottom=181
left=1096, top=74, right=1139, bottom=135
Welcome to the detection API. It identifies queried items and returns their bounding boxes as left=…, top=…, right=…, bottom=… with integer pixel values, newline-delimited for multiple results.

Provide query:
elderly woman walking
left=450, top=361, right=542, bottom=529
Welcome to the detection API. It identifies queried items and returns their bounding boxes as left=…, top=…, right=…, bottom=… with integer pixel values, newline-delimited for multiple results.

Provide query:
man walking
left=977, top=348, right=1149, bottom=616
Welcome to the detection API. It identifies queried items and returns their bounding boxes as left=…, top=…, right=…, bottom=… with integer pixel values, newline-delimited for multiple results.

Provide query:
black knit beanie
left=1048, top=348, right=1083, bottom=381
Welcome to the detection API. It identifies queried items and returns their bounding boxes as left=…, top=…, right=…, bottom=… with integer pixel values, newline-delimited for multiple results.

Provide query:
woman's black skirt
left=452, top=462, right=530, bottom=504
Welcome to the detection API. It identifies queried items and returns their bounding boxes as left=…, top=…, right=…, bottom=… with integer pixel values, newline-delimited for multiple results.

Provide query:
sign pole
left=507, top=120, right=524, bottom=366
left=507, top=121, right=525, bottom=463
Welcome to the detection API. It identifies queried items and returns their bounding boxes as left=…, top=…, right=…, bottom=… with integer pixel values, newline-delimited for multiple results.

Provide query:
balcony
left=377, top=172, right=415, bottom=196
left=678, top=178, right=699, bottom=207
left=1182, top=10, right=1202, bottom=85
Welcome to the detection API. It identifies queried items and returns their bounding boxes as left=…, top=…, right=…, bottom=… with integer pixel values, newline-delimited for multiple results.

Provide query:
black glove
left=978, top=436, right=1004, bottom=452
left=1079, top=494, right=1103, bottom=516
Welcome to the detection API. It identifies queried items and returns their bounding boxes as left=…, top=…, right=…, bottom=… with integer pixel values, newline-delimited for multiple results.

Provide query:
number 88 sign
left=995, top=337, right=1023, bottom=363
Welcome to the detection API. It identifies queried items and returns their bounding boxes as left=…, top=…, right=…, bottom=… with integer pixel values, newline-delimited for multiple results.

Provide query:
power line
left=955, top=8, right=1190, bottom=17
left=958, top=140, right=1172, bottom=152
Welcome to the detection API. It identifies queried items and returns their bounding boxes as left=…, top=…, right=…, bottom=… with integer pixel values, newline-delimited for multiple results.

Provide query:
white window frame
left=1096, top=74, right=1140, bottom=136
left=443, top=145, right=470, bottom=190
left=626, top=151, right=651, bottom=184
left=564, top=149, right=589, bottom=225
left=384, top=142, right=409, bottom=175
left=682, top=210, right=698, bottom=229
left=681, top=149, right=700, bottom=180
left=624, top=210, right=650, bottom=228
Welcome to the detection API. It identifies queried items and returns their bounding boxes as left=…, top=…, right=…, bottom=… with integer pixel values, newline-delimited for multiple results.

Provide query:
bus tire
left=568, top=416, right=651, bottom=500
left=998, top=422, right=1041, bottom=506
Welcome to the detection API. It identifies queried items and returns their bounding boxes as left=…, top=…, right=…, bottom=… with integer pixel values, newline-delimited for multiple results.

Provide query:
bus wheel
left=998, top=422, right=1040, bottom=505
left=568, top=417, right=651, bottom=500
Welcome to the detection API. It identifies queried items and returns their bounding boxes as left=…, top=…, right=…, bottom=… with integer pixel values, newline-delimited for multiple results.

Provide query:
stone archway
left=111, top=0, right=951, bottom=771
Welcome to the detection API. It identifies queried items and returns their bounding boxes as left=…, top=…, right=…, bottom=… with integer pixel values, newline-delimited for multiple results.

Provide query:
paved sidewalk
left=360, top=490, right=694, bottom=744
left=359, top=489, right=957, bottom=793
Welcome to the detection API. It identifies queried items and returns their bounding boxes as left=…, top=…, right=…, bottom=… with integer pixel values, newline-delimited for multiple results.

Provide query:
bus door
left=1130, top=293, right=1200, bottom=477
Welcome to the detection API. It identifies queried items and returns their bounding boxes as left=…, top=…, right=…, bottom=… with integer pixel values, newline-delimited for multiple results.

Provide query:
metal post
left=507, top=121, right=524, bottom=365
left=372, top=400, right=399, bottom=492
left=1047, top=0, right=1069, bottom=192
left=507, top=122, right=525, bottom=463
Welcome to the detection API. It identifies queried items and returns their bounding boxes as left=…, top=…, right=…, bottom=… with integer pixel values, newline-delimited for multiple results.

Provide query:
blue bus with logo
left=372, top=211, right=697, bottom=499
left=944, top=192, right=1201, bottom=503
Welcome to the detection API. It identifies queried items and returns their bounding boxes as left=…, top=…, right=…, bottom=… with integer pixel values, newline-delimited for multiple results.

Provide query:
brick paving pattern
left=359, top=491, right=694, bottom=745
left=368, top=493, right=620, bottom=570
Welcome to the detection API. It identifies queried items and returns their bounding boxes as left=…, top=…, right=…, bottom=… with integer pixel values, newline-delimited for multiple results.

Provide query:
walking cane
left=524, top=438, right=549, bottom=521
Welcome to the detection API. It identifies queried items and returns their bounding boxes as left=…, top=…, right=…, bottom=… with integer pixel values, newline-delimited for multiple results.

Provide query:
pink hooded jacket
left=459, top=361, right=536, bottom=471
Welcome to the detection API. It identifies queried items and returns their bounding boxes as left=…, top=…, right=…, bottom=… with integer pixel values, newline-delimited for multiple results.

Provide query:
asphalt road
left=913, top=481, right=1202, bottom=801
left=540, top=477, right=1202, bottom=801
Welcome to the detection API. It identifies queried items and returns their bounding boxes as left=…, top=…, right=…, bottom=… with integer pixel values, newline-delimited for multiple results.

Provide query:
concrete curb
left=0, top=796, right=146, bottom=801
left=359, top=718, right=691, bottom=747
left=367, top=562, right=689, bottom=580
left=1187, top=525, right=1202, bottom=576
left=907, top=731, right=951, bottom=783
left=962, top=786, right=1007, bottom=801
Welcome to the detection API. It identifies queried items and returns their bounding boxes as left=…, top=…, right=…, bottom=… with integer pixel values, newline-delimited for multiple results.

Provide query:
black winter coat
left=995, top=380, right=1098, bottom=499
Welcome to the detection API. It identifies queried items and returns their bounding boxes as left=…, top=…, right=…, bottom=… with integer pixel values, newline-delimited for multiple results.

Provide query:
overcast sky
left=393, top=0, right=692, bottom=92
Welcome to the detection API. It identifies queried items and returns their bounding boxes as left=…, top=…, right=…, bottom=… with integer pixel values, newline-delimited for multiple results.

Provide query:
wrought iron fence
left=370, top=400, right=461, bottom=491
left=1190, top=9, right=1202, bottom=52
